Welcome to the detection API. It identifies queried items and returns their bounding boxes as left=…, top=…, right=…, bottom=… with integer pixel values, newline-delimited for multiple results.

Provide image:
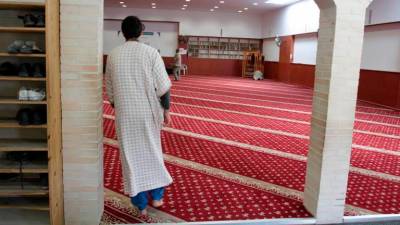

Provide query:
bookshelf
left=188, top=36, right=262, bottom=60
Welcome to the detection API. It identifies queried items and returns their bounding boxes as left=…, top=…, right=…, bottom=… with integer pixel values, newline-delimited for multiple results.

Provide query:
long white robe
left=105, top=41, right=173, bottom=197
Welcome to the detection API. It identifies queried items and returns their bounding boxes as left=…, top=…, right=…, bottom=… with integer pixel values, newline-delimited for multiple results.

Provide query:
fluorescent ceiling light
left=253, top=2, right=259, bottom=6
left=244, top=7, right=248, bottom=10
left=219, top=0, right=225, bottom=3
left=122, top=4, right=127, bottom=7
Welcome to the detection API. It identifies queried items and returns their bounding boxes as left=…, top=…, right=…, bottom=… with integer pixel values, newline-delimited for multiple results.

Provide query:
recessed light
left=119, top=1, right=124, bottom=4
left=253, top=2, right=259, bottom=5
left=219, top=0, right=224, bottom=3
left=210, top=9, right=215, bottom=11
left=237, top=10, right=243, bottom=13
left=265, top=0, right=294, bottom=4
left=183, top=4, right=188, bottom=7
left=244, top=7, right=248, bottom=10
left=151, top=2, right=156, bottom=5
left=182, top=7, right=186, bottom=10
left=185, top=0, right=191, bottom=2
left=214, top=6, right=219, bottom=8
left=152, top=6, right=156, bottom=8
left=122, top=4, right=127, bottom=7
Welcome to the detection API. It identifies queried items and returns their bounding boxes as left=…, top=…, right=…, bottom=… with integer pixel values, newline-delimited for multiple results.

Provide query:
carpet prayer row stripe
left=177, top=76, right=396, bottom=111
left=103, top=142, right=313, bottom=221
left=104, top=112, right=400, bottom=176
left=171, top=96, right=400, bottom=128
left=171, top=86, right=400, bottom=117
left=172, top=95, right=400, bottom=123
left=104, top=115, right=400, bottom=182
left=103, top=138, right=377, bottom=217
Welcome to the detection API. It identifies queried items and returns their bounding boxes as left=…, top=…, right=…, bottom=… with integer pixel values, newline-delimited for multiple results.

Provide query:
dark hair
left=121, top=16, right=145, bottom=40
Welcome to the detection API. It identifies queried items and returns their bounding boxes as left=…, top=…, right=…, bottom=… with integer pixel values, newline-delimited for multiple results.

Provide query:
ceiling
left=105, top=0, right=302, bottom=14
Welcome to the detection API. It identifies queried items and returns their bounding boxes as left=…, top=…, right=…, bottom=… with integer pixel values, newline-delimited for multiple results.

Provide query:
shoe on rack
left=36, top=15, right=45, bottom=27
left=24, top=41, right=43, bottom=53
left=32, top=63, right=45, bottom=77
left=0, top=62, right=18, bottom=76
left=18, top=86, right=29, bottom=101
left=7, top=40, right=24, bottom=53
left=16, top=108, right=32, bottom=125
left=28, top=88, right=46, bottom=101
left=18, top=14, right=37, bottom=27
left=18, top=63, right=32, bottom=77
left=31, top=108, right=47, bottom=125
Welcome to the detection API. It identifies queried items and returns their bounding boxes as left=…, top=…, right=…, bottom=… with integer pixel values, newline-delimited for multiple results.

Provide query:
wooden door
left=278, top=36, right=294, bottom=83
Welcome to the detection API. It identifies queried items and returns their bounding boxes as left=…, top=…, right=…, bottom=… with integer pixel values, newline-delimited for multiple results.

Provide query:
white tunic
left=105, top=41, right=173, bottom=197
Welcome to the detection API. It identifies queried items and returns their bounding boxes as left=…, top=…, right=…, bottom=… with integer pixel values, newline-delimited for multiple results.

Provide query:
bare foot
left=152, top=199, right=164, bottom=208
left=140, top=208, right=148, bottom=216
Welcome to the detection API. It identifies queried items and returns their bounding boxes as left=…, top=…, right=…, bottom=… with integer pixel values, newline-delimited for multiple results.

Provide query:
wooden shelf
left=0, top=27, right=45, bottom=33
left=0, top=98, right=47, bottom=105
left=0, top=197, right=49, bottom=211
left=0, top=183, right=48, bottom=197
left=0, top=120, right=47, bottom=129
left=0, top=2, right=45, bottom=10
left=0, top=159, right=48, bottom=173
left=0, top=53, right=46, bottom=58
left=0, top=76, right=46, bottom=81
left=0, top=139, right=47, bottom=152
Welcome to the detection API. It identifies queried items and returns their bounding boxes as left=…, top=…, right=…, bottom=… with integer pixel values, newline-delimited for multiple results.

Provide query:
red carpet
left=101, top=75, right=400, bottom=224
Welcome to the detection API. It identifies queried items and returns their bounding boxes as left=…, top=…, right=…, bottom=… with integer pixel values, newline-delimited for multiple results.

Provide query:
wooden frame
left=0, top=1, right=63, bottom=224
left=46, top=0, right=64, bottom=224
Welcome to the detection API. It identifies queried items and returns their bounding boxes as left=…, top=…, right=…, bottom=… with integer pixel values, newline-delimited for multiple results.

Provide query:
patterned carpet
left=101, top=75, right=400, bottom=224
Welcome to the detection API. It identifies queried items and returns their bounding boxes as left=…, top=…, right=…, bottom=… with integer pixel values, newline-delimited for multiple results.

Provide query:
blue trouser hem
left=131, top=187, right=165, bottom=210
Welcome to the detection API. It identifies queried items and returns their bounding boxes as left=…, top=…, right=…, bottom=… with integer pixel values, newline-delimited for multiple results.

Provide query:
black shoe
left=0, top=62, right=18, bottom=76
left=16, top=108, right=32, bottom=125
left=18, top=63, right=32, bottom=77
left=36, top=15, right=45, bottom=27
left=18, top=14, right=37, bottom=27
left=32, top=63, right=45, bottom=77
left=31, top=108, right=47, bottom=125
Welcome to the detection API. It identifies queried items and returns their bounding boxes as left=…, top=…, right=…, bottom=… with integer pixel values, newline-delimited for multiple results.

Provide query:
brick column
left=304, top=0, right=372, bottom=224
left=60, top=0, right=104, bottom=224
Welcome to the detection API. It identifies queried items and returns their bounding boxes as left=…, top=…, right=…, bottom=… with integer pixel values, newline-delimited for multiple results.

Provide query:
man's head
left=121, top=16, right=145, bottom=40
left=176, top=49, right=180, bottom=54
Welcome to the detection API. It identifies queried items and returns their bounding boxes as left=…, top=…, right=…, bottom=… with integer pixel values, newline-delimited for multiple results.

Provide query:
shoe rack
left=0, top=1, right=63, bottom=225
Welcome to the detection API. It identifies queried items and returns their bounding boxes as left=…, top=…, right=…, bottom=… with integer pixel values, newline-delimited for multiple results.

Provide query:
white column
left=60, top=0, right=105, bottom=224
left=304, top=0, right=372, bottom=224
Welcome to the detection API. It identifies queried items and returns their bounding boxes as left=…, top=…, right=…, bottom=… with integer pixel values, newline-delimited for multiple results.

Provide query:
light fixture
left=119, top=1, right=124, bottom=4
left=219, top=0, right=225, bottom=3
left=185, top=0, right=191, bottom=2
left=210, top=9, right=215, bottom=11
left=122, top=4, right=127, bottom=7
left=214, top=6, right=219, bottom=8
left=152, top=6, right=156, bottom=8
left=151, top=2, right=156, bottom=5
left=183, top=4, right=188, bottom=7
left=237, top=10, right=243, bottom=13
left=182, top=7, right=186, bottom=10
left=244, top=7, right=248, bottom=10
left=253, top=2, right=259, bottom=5
left=265, top=0, right=295, bottom=4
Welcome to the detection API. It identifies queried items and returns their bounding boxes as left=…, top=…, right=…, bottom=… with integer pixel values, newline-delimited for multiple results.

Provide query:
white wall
left=293, top=33, right=318, bottom=65
left=105, top=7, right=262, bottom=39
left=263, top=38, right=280, bottom=62
left=261, top=0, right=319, bottom=38
left=262, top=0, right=400, bottom=72
left=262, top=0, right=400, bottom=38
left=361, top=23, right=400, bottom=72
left=367, top=0, right=400, bottom=25
left=104, top=20, right=178, bottom=56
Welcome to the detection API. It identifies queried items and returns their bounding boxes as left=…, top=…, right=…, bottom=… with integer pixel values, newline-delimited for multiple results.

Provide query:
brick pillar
left=304, top=0, right=372, bottom=224
left=60, top=0, right=104, bottom=224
